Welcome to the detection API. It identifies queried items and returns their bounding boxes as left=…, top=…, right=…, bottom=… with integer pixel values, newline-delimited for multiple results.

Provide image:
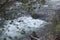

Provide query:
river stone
left=31, top=7, right=58, bottom=25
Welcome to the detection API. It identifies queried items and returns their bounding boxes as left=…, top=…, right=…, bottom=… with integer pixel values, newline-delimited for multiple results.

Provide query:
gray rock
left=46, top=0, right=60, bottom=10
left=31, top=7, right=58, bottom=25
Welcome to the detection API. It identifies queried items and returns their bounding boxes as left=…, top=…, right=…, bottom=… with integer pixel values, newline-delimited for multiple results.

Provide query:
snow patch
left=2, top=16, right=47, bottom=40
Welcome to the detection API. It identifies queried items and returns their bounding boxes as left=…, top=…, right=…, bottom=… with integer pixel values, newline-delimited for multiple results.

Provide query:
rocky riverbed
left=0, top=0, right=60, bottom=40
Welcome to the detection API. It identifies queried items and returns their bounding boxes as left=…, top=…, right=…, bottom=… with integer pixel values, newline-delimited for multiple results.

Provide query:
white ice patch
left=3, top=16, right=47, bottom=40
